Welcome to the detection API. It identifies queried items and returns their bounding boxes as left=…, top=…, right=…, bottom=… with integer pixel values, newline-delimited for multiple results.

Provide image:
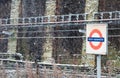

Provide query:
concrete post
left=8, top=0, right=21, bottom=53
left=82, top=0, right=99, bottom=67
left=43, top=0, right=56, bottom=61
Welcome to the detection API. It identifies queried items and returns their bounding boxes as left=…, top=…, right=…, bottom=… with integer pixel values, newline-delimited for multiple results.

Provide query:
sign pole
left=86, top=24, right=108, bottom=78
left=97, top=55, right=101, bottom=78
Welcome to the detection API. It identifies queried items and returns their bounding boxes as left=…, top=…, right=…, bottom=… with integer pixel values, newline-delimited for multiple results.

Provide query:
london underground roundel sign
left=86, top=24, right=108, bottom=55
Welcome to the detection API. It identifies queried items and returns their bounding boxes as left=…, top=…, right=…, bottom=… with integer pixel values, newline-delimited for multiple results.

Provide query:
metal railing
left=93, top=11, right=120, bottom=20
left=0, top=13, right=88, bottom=26
left=0, top=63, right=119, bottom=78
left=0, top=11, right=120, bottom=27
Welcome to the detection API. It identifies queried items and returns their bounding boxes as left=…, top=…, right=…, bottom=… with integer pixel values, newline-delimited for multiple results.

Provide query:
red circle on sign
left=89, top=29, right=102, bottom=50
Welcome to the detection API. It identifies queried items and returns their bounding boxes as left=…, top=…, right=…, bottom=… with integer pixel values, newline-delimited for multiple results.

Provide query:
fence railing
left=0, top=11, right=120, bottom=26
left=0, top=60, right=120, bottom=78
left=0, top=13, right=88, bottom=26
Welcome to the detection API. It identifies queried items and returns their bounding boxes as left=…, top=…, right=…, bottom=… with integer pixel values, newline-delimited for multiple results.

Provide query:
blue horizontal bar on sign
left=88, top=37, right=104, bottom=42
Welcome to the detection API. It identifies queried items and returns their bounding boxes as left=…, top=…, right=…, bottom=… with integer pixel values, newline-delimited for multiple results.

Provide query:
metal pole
left=97, top=55, right=101, bottom=78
